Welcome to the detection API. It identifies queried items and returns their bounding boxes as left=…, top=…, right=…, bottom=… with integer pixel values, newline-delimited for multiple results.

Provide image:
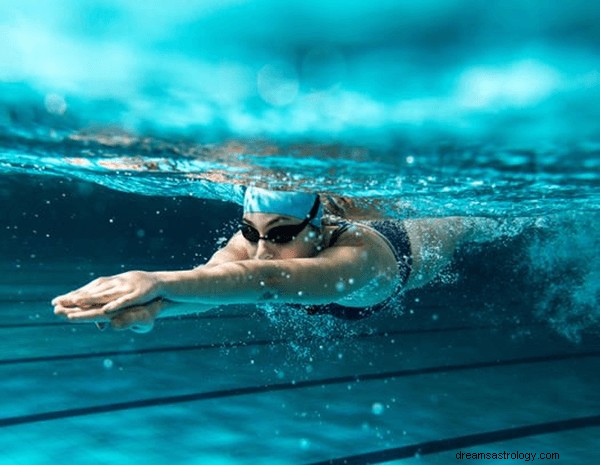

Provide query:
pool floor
left=1, top=264, right=599, bottom=464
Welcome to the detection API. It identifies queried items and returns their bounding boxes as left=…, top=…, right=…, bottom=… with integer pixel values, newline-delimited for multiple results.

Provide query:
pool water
left=1, top=1, right=600, bottom=463
left=1, top=180, right=599, bottom=464
left=1, top=263, right=599, bottom=464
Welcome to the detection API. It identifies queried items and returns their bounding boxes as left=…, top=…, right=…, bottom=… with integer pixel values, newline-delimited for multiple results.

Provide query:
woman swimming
left=52, top=187, right=496, bottom=332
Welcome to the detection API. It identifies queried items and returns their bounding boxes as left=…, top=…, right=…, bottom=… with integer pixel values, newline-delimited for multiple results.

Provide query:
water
left=1, top=1, right=600, bottom=464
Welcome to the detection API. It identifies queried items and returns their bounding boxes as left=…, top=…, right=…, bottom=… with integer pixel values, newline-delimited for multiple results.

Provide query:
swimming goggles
left=240, top=196, right=321, bottom=244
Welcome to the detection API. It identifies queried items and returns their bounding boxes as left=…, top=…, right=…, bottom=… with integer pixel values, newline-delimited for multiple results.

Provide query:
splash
left=258, top=303, right=370, bottom=360
left=526, top=213, right=600, bottom=342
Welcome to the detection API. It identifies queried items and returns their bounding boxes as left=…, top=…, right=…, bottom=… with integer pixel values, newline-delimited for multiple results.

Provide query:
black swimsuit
left=301, top=220, right=413, bottom=320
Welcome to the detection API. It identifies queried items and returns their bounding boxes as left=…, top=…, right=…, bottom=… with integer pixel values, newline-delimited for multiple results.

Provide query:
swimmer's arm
left=154, top=241, right=399, bottom=307
left=56, top=234, right=397, bottom=314
left=161, top=232, right=247, bottom=308
left=52, top=232, right=247, bottom=321
left=53, top=297, right=220, bottom=323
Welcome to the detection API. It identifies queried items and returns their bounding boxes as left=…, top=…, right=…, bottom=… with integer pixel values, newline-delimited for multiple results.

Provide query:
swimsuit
left=301, top=220, right=413, bottom=320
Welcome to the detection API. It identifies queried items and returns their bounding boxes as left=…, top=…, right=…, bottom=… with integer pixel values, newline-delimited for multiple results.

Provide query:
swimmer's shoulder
left=204, top=231, right=249, bottom=267
left=323, top=220, right=402, bottom=251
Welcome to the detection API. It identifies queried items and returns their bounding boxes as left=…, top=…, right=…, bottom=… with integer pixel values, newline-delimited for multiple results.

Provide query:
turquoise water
left=1, top=1, right=600, bottom=464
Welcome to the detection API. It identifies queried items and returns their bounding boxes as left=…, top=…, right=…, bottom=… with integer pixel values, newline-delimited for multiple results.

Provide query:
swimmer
left=52, top=187, right=500, bottom=332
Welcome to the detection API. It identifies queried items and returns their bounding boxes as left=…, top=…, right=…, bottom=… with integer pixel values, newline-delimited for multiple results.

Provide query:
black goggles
left=240, top=196, right=321, bottom=244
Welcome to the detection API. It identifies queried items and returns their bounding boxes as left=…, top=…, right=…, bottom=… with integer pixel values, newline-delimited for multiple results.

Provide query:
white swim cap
left=243, top=186, right=322, bottom=228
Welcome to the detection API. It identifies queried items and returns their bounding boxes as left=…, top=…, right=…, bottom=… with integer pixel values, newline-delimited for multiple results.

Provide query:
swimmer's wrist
left=152, top=271, right=176, bottom=299
left=153, top=269, right=204, bottom=301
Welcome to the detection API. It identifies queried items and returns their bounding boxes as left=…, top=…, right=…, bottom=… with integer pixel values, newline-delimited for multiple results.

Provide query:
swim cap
left=243, top=186, right=323, bottom=228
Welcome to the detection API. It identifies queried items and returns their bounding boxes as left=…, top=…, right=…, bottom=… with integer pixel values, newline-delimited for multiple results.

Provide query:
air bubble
left=257, top=62, right=299, bottom=106
left=299, top=438, right=310, bottom=449
left=371, top=403, right=385, bottom=415
left=44, top=94, right=67, bottom=115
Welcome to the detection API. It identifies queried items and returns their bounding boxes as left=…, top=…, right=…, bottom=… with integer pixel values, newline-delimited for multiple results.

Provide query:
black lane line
left=0, top=317, right=544, bottom=330
left=306, top=414, right=600, bottom=465
left=0, top=303, right=511, bottom=324
left=0, top=322, right=69, bottom=328
left=0, top=313, right=252, bottom=329
left=1, top=350, right=598, bottom=428
left=0, top=338, right=283, bottom=366
left=0, top=324, right=536, bottom=366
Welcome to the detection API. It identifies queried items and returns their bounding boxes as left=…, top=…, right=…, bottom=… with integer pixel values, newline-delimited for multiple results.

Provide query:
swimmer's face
left=241, top=213, right=322, bottom=260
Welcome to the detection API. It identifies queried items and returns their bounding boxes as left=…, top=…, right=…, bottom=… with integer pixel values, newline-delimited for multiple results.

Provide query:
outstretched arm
left=52, top=232, right=249, bottom=323
left=53, top=228, right=399, bottom=322
left=54, top=297, right=220, bottom=329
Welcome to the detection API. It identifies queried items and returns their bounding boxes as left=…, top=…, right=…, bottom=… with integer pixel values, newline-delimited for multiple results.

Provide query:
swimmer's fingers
left=52, top=276, right=110, bottom=302
left=53, top=304, right=112, bottom=323
left=52, top=278, right=116, bottom=307
left=54, top=303, right=89, bottom=318
left=63, top=288, right=127, bottom=308
left=52, top=288, right=91, bottom=306
left=52, top=286, right=116, bottom=307
left=52, top=293, right=113, bottom=314
left=55, top=295, right=155, bottom=322
left=53, top=281, right=141, bottom=309
left=57, top=304, right=127, bottom=322
left=55, top=271, right=160, bottom=311
left=102, top=293, right=148, bottom=314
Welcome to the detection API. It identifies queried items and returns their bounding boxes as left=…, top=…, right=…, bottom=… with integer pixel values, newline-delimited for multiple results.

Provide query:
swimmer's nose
left=255, top=239, right=275, bottom=260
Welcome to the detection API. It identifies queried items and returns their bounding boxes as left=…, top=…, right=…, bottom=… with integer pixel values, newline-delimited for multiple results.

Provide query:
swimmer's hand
left=54, top=299, right=163, bottom=333
left=108, top=299, right=163, bottom=333
left=52, top=270, right=162, bottom=319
